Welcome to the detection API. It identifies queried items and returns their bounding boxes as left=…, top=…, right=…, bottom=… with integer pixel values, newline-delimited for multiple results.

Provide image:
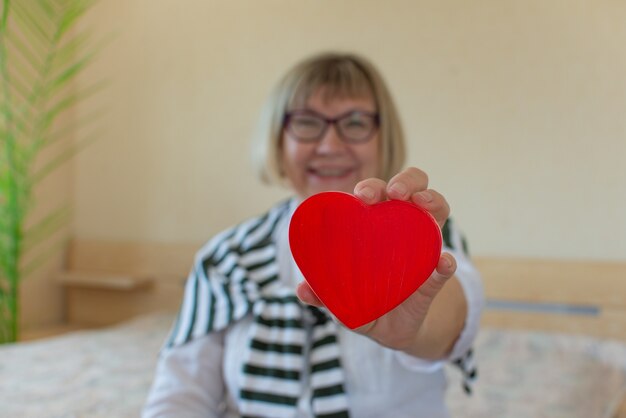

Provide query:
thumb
left=417, top=253, right=457, bottom=300
left=296, top=281, right=324, bottom=307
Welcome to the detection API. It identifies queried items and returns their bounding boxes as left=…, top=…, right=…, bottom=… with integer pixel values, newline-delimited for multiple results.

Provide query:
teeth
left=314, top=168, right=349, bottom=177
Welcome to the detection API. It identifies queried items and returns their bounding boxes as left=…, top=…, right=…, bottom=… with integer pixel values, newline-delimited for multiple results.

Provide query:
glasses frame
left=283, top=109, right=380, bottom=144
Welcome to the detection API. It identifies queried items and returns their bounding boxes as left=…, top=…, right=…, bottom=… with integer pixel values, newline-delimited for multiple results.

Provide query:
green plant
left=0, top=0, right=102, bottom=343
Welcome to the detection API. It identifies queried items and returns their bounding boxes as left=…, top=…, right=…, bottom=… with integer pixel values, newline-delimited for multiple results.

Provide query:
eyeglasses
left=283, top=109, right=380, bottom=144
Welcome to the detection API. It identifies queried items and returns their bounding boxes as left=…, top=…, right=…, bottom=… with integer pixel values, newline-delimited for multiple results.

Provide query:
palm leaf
left=32, top=126, right=102, bottom=183
left=0, top=0, right=103, bottom=343
left=22, top=204, right=71, bottom=253
left=1, top=1, right=9, bottom=31
left=20, top=232, right=70, bottom=278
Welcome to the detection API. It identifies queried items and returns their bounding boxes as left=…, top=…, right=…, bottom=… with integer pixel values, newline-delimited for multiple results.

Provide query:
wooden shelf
left=56, top=269, right=169, bottom=327
left=56, top=270, right=154, bottom=291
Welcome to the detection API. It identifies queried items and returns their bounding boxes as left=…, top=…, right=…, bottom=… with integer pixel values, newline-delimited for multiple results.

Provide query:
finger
left=417, top=253, right=457, bottom=299
left=386, top=167, right=429, bottom=201
left=296, top=281, right=324, bottom=307
left=411, top=189, right=450, bottom=229
left=436, top=252, right=457, bottom=276
left=354, top=178, right=388, bottom=205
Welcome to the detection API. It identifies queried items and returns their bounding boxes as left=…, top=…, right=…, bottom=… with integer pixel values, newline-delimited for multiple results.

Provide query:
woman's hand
left=296, top=167, right=467, bottom=359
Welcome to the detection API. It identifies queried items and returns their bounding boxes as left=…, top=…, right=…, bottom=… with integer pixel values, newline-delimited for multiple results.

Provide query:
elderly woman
left=143, top=52, right=484, bottom=418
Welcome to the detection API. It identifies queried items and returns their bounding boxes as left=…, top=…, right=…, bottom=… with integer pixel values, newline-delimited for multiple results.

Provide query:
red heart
left=289, top=191, right=442, bottom=329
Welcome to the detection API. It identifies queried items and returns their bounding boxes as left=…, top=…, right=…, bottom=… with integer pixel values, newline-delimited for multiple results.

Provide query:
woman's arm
left=402, top=275, right=467, bottom=359
left=142, top=331, right=226, bottom=418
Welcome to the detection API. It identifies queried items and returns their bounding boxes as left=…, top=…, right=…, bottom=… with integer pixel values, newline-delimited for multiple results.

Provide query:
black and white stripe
left=166, top=200, right=351, bottom=417
left=453, top=348, right=477, bottom=395
left=442, top=218, right=478, bottom=394
left=308, top=308, right=350, bottom=418
left=167, top=203, right=286, bottom=346
left=442, top=218, right=470, bottom=257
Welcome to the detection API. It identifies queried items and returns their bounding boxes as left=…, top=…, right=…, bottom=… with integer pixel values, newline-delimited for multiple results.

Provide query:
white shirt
left=143, top=200, right=484, bottom=418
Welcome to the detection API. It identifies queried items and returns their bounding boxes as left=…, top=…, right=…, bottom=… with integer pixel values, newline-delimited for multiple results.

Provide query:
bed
left=2, top=240, right=625, bottom=418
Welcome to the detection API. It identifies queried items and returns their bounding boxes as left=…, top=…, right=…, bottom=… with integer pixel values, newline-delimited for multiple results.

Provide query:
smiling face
left=280, top=90, right=381, bottom=199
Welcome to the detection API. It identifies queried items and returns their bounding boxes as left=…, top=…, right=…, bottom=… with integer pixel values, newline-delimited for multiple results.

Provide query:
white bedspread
left=0, top=313, right=173, bottom=418
left=1, top=313, right=625, bottom=418
left=446, top=328, right=626, bottom=418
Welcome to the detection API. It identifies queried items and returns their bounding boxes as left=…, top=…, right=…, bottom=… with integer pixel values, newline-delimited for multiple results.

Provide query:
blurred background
left=22, top=0, right=626, bottom=330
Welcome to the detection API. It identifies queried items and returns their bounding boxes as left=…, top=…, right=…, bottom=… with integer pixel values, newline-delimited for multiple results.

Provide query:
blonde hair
left=252, top=52, right=406, bottom=185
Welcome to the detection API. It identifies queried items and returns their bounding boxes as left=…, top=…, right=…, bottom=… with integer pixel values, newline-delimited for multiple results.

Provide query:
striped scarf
left=166, top=199, right=477, bottom=417
left=167, top=200, right=350, bottom=417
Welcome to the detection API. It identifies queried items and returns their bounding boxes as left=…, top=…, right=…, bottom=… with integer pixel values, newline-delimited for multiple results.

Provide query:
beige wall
left=73, top=0, right=626, bottom=261
left=20, top=128, right=74, bottom=330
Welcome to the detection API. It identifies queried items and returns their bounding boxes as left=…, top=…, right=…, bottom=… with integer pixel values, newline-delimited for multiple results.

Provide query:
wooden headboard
left=59, top=240, right=626, bottom=342
left=475, top=257, right=626, bottom=342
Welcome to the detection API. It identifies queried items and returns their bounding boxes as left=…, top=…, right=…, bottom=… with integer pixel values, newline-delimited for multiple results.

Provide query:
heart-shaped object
left=289, top=191, right=442, bottom=329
